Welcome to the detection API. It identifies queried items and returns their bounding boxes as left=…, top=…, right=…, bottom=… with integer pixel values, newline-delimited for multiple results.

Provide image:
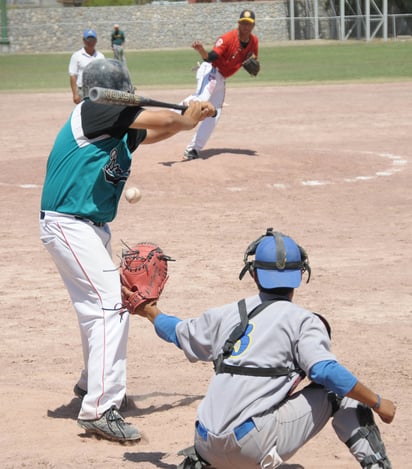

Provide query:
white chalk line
left=0, top=182, right=41, bottom=189
left=227, top=149, right=408, bottom=192
left=0, top=150, right=407, bottom=192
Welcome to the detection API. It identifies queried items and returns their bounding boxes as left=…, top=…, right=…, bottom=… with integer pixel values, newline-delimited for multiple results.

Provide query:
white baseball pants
left=183, top=62, right=226, bottom=153
left=39, top=211, right=129, bottom=420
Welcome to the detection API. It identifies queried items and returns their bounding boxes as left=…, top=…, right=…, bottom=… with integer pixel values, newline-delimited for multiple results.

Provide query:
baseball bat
left=89, top=87, right=187, bottom=112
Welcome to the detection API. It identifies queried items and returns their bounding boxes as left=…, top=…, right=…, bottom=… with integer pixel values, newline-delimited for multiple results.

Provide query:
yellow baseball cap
left=239, top=10, right=255, bottom=24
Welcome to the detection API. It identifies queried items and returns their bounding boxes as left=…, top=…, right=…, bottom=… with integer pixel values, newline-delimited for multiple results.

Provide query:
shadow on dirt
left=124, top=451, right=176, bottom=468
left=201, top=148, right=257, bottom=160
left=160, top=147, right=257, bottom=167
left=47, top=397, right=80, bottom=420
left=47, top=392, right=203, bottom=420
left=127, top=392, right=203, bottom=417
left=123, top=450, right=304, bottom=468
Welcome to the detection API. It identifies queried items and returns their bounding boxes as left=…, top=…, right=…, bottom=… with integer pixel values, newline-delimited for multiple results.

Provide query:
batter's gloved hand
left=120, top=242, right=173, bottom=314
left=242, top=55, right=260, bottom=77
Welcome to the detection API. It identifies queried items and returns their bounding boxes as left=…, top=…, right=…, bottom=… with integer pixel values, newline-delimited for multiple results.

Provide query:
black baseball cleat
left=183, top=148, right=200, bottom=160
left=77, top=406, right=141, bottom=442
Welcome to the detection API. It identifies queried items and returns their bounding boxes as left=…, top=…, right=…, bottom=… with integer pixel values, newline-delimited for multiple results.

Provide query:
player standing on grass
left=40, top=58, right=215, bottom=443
left=69, top=29, right=105, bottom=105
left=111, top=24, right=126, bottom=63
left=182, top=10, right=259, bottom=160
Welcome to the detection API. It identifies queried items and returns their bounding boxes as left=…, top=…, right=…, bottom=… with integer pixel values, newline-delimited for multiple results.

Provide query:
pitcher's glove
left=120, top=242, right=173, bottom=314
left=242, top=56, right=260, bottom=77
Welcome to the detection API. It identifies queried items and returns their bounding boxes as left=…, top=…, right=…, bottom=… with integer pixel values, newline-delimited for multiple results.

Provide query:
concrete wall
left=3, top=2, right=290, bottom=53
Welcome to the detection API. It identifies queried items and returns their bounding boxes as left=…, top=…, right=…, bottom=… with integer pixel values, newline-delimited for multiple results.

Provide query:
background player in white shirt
left=69, top=29, right=105, bottom=104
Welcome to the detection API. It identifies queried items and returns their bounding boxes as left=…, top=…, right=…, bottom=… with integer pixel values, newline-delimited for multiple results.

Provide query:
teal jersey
left=111, top=30, right=125, bottom=46
left=41, top=100, right=145, bottom=223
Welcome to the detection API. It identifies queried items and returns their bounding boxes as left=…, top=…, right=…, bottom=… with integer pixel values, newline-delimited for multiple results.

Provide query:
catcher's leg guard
left=345, top=404, right=392, bottom=468
left=177, top=446, right=212, bottom=469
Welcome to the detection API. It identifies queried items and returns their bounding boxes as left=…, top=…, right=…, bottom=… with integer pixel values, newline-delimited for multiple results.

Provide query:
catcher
left=181, top=10, right=260, bottom=160
left=122, top=229, right=395, bottom=469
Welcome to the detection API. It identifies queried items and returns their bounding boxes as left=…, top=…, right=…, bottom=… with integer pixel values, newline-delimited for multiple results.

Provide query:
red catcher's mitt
left=120, top=242, right=172, bottom=314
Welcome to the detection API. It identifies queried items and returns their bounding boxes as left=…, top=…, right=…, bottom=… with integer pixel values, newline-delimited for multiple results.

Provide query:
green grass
left=1, top=41, right=411, bottom=92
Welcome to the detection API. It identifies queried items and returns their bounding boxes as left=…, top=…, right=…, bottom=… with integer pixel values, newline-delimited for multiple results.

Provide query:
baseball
left=125, top=187, right=142, bottom=204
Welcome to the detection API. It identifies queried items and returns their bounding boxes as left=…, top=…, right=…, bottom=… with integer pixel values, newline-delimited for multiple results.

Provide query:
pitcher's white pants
left=183, top=62, right=225, bottom=153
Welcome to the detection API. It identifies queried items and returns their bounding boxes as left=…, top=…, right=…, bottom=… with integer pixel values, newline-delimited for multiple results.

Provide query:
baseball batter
left=39, top=58, right=215, bottom=442
left=182, top=10, right=259, bottom=160
left=124, top=228, right=396, bottom=468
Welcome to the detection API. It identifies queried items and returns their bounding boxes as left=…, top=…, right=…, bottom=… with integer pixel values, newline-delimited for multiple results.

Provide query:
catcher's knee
left=345, top=404, right=391, bottom=468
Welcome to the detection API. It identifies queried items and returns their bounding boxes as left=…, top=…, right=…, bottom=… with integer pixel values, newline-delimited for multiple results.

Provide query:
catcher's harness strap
left=213, top=298, right=303, bottom=378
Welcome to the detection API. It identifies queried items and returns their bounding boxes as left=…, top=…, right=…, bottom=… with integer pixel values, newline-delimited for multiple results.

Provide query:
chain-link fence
left=289, top=13, right=412, bottom=39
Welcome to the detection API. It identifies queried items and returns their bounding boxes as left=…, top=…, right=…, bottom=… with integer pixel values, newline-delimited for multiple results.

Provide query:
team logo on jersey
left=103, top=147, right=130, bottom=185
left=231, top=323, right=255, bottom=357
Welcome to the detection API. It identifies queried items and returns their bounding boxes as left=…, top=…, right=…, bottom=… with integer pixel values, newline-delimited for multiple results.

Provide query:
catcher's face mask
left=239, top=228, right=311, bottom=289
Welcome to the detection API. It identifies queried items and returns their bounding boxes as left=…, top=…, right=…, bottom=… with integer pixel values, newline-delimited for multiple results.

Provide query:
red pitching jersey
left=211, top=29, right=259, bottom=79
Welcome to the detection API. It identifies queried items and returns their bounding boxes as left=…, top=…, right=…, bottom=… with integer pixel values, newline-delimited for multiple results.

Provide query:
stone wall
left=3, top=2, right=290, bottom=53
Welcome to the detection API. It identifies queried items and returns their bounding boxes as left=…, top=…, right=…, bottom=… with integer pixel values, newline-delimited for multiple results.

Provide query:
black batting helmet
left=82, top=58, right=133, bottom=98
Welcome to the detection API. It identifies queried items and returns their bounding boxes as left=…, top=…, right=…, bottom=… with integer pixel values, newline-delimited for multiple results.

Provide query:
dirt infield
left=1, top=83, right=410, bottom=468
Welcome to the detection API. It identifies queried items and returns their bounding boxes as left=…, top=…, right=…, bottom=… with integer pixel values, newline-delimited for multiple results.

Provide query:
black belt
left=40, top=211, right=105, bottom=227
